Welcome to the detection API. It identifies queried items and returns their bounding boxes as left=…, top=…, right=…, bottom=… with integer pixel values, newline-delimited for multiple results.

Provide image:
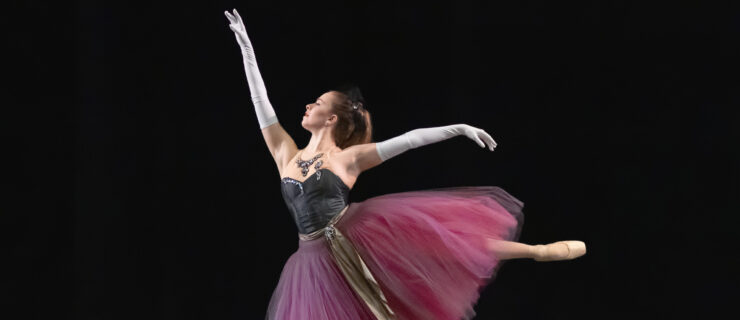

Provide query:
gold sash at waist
left=298, top=206, right=396, bottom=320
left=297, top=205, right=350, bottom=241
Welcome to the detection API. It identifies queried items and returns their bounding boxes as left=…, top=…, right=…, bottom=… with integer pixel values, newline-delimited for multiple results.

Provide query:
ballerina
left=225, top=8, right=586, bottom=320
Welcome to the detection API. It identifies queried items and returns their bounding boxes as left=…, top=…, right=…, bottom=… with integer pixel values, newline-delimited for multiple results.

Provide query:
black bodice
left=280, top=168, right=351, bottom=234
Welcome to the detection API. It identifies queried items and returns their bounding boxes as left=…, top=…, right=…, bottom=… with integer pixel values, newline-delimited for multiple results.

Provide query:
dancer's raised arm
left=347, top=124, right=497, bottom=173
left=225, top=9, right=298, bottom=172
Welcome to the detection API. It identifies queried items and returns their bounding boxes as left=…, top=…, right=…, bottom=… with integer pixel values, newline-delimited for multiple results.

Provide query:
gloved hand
left=375, top=124, right=497, bottom=162
left=224, top=8, right=278, bottom=129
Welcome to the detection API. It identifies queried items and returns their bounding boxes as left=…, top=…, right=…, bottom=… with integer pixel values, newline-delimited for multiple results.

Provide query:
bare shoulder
left=334, top=143, right=383, bottom=176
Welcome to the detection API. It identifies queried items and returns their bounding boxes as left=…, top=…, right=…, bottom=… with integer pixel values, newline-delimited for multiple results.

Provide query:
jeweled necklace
left=295, top=150, right=324, bottom=178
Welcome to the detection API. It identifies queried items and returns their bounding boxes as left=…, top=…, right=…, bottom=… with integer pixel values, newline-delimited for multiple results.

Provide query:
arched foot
left=533, top=240, right=587, bottom=262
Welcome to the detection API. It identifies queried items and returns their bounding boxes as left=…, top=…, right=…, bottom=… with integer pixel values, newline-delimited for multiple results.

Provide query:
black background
left=6, top=0, right=738, bottom=319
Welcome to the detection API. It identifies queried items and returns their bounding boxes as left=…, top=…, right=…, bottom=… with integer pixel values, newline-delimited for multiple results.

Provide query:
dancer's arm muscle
left=341, top=143, right=384, bottom=175
left=261, top=124, right=299, bottom=174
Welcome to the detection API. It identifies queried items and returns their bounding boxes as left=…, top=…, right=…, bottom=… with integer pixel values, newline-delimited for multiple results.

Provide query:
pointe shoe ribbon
left=534, top=241, right=587, bottom=262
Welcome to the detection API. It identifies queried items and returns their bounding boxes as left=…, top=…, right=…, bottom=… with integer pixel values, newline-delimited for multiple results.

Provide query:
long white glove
left=224, top=9, right=278, bottom=129
left=375, top=124, right=497, bottom=162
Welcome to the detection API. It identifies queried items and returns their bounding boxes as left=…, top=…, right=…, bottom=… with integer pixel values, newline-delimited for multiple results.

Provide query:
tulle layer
left=265, top=237, right=377, bottom=319
left=266, top=186, right=524, bottom=320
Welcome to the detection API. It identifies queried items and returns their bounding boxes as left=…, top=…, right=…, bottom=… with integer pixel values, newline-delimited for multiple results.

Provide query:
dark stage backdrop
left=6, top=0, right=738, bottom=319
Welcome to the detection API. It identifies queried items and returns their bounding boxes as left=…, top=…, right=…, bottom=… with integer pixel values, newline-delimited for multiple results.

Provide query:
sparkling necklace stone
left=295, top=151, right=324, bottom=179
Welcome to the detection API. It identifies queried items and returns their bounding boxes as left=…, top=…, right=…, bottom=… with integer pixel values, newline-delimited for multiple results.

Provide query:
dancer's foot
left=533, top=241, right=586, bottom=262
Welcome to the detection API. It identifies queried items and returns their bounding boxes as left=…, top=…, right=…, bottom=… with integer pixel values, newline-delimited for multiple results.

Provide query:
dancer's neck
left=304, top=131, right=338, bottom=155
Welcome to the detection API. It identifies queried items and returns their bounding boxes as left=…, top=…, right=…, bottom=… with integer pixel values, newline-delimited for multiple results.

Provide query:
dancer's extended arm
left=346, top=124, right=497, bottom=173
left=225, top=9, right=298, bottom=172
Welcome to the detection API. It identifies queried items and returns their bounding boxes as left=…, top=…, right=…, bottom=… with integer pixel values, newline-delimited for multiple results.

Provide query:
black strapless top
left=280, top=168, right=351, bottom=234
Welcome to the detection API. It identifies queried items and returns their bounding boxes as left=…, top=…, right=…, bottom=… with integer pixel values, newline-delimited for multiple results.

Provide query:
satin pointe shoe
left=534, top=240, right=587, bottom=262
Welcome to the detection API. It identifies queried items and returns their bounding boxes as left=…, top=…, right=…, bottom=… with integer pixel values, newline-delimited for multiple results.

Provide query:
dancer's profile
left=225, top=8, right=586, bottom=319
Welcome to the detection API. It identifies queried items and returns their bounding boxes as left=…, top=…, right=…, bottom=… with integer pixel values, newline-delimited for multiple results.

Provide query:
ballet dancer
left=225, top=8, right=586, bottom=320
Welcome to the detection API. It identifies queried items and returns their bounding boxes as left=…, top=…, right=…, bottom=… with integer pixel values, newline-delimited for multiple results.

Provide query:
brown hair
left=329, top=84, right=373, bottom=149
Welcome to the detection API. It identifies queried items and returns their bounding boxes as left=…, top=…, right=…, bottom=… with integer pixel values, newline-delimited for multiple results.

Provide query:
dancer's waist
left=298, top=205, right=349, bottom=241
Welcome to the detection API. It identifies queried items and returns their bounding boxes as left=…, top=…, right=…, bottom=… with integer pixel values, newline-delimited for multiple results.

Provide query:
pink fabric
left=266, top=237, right=377, bottom=319
left=266, top=186, right=524, bottom=320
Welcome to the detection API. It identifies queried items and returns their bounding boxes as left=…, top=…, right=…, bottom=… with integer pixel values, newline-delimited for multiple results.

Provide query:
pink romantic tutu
left=266, top=186, right=525, bottom=320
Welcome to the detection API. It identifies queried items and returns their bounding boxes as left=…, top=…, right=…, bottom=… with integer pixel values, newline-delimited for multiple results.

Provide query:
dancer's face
left=302, top=91, right=338, bottom=130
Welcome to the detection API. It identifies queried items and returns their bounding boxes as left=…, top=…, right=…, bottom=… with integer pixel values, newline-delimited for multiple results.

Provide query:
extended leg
left=486, top=239, right=539, bottom=260
left=487, top=239, right=587, bottom=261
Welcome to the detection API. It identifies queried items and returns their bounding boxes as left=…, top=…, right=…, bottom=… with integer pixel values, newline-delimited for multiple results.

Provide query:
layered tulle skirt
left=266, top=186, right=525, bottom=320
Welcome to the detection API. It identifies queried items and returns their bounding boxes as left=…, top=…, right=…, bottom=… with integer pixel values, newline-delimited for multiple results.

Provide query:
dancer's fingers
left=481, top=134, right=492, bottom=150
left=474, top=136, right=485, bottom=148
left=483, top=133, right=497, bottom=150
left=479, top=132, right=491, bottom=150
left=483, top=137, right=493, bottom=150
left=224, top=11, right=235, bottom=22
left=234, top=8, right=243, bottom=23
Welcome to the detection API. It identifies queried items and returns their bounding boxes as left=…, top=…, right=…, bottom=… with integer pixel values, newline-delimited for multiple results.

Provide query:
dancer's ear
left=326, top=114, right=338, bottom=127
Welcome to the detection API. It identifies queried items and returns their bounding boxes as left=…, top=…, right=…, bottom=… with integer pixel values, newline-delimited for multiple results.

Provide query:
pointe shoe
left=534, top=241, right=587, bottom=262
